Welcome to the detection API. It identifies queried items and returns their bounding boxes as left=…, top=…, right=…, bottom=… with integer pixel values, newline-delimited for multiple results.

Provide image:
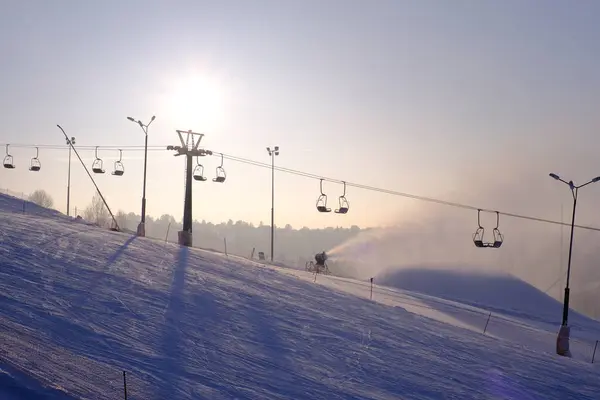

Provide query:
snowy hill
left=2, top=193, right=600, bottom=399
left=377, top=267, right=595, bottom=327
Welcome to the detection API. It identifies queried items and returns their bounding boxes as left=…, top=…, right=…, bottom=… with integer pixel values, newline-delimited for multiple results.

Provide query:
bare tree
left=29, top=189, right=54, bottom=209
left=115, top=210, right=128, bottom=231
left=83, top=192, right=109, bottom=227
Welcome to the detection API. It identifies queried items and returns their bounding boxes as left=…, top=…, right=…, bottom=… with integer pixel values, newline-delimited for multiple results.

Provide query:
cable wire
left=0, top=143, right=169, bottom=151
left=210, top=152, right=600, bottom=233
left=4, top=142, right=600, bottom=233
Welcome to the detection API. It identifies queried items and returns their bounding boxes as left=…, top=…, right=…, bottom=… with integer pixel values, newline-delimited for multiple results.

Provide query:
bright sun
left=165, top=72, right=230, bottom=131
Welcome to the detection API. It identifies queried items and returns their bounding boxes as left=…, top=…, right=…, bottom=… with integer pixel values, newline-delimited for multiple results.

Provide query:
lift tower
left=167, top=130, right=212, bottom=247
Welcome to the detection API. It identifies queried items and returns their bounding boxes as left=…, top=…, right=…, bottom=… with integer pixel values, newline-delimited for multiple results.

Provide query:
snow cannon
left=305, top=251, right=330, bottom=275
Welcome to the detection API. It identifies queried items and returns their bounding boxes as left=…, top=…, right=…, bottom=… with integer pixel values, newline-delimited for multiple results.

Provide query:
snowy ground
left=1, top=193, right=600, bottom=399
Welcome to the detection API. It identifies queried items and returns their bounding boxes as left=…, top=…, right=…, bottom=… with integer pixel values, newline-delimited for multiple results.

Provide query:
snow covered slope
left=1, top=193, right=600, bottom=399
left=280, top=267, right=600, bottom=363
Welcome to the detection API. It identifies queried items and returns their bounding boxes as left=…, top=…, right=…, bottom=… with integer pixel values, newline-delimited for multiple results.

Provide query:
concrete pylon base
left=178, top=230, right=193, bottom=247
left=556, top=325, right=572, bottom=357
left=136, top=222, right=146, bottom=237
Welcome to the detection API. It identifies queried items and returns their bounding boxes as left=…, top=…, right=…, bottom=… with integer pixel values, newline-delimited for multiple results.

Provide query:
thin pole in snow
left=165, top=222, right=171, bottom=243
left=592, top=340, right=598, bottom=363
left=483, top=312, right=492, bottom=334
left=123, top=371, right=128, bottom=399
left=370, top=277, right=373, bottom=300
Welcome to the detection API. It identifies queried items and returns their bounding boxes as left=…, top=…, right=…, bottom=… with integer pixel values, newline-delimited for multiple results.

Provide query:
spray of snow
left=325, top=158, right=600, bottom=317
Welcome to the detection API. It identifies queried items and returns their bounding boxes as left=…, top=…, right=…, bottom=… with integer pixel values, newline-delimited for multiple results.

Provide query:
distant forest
left=115, top=211, right=365, bottom=267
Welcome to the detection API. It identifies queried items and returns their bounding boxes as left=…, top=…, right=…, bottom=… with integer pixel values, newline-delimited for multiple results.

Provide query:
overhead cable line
left=0, top=143, right=168, bottom=151
left=3, top=141, right=600, bottom=233
left=210, top=152, right=600, bottom=233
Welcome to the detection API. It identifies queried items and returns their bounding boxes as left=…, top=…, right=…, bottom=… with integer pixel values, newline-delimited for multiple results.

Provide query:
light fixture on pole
left=266, top=146, right=279, bottom=262
left=66, top=136, right=76, bottom=216
left=549, top=172, right=600, bottom=357
left=127, top=115, right=156, bottom=237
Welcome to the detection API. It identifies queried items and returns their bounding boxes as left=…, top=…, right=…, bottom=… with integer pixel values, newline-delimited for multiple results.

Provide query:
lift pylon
left=167, top=130, right=214, bottom=247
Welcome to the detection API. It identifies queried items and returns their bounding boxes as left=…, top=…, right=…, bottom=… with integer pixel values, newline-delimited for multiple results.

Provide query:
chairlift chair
left=472, top=210, right=504, bottom=248
left=29, top=147, right=41, bottom=171
left=3, top=144, right=15, bottom=169
left=193, top=156, right=207, bottom=181
left=316, top=178, right=331, bottom=212
left=473, top=226, right=485, bottom=248
left=92, top=146, right=105, bottom=174
left=213, top=153, right=226, bottom=183
left=112, top=149, right=124, bottom=176
left=491, top=213, right=504, bottom=248
left=335, top=181, right=350, bottom=214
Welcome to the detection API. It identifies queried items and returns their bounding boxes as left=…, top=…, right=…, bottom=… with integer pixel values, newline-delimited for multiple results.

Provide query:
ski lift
left=316, top=179, right=331, bottom=212
left=213, top=153, right=226, bottom=183
left=29, top=147, right=41, bottom=171
left=193, top=156, right=207, bottom=181
left=3, top=144, right=15, bottom=169
left=335, top=181, right=350, bottom=214
left=112, top=149, right=124, bottom=176
left=92, top=146, right=105, bottom=174
left=472, top=210, right=504, bottom=248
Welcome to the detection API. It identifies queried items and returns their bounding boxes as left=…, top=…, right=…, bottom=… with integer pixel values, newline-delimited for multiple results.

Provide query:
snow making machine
left=306, top=251, right=330, bottom=275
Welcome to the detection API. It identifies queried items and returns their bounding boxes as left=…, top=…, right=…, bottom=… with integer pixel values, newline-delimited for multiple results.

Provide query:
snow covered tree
left=115, top=210, right=128, bottom=230
left=29, top=189, right=54, bottom=209
left=83, top=192, right=109, bottom=227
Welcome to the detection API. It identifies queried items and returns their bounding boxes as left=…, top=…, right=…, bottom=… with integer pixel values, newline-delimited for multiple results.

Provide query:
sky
left=1, top=0, right=600, bottom=230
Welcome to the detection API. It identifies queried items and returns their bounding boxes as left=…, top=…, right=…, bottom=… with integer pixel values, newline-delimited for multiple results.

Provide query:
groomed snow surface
left=1, top=193, right=600, bottom=399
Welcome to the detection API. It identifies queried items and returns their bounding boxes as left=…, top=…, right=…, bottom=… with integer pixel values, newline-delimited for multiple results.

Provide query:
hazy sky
left=1, top=0, right=600, bottom=230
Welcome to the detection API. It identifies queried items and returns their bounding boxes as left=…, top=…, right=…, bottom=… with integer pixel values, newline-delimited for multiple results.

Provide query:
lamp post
left=549, top=172, right=600, bottom=357
left=266, top=146, right=279, bottom=262
left=66, top=136, right=76, bottom=216
left=127, top=115, right=156, bottom=237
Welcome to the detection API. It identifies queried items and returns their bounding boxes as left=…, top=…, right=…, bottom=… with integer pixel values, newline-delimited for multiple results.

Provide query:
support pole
left=270, top=153, right=275, bottom=262
left=169, top=129, right=211, bottom=247
left=67, top=145, right=72, bottom=216
left=562, top=191, right=577, bottom=326
left=57, top=125, right=119, bottom=231
left=140, top=132, right=149, bottom=227
left=123, top=371, right=128, bottom=400
left=548, top=173, right=600, bottom=357
left=370, top=277, right=373, bottom=301
left=165, top=222, right=171, bottom=243
left=127, top=115, right=155, bottom=237
left=266, top=146, right=279, bottom=262
left=179, top=153, right=194, bottom=247
left=592, top=340, right=598, bottom=364
left=483, top=312, right=492, bottom=334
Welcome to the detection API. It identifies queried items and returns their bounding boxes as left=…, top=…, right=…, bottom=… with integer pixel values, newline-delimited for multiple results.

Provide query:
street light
left=66, top=136, right=76, bottom=216
left=549, top=172, right=600, bottom=357
left=267, top=146, right=279, bottom=262
left=127, top=115, right=156, bottom=237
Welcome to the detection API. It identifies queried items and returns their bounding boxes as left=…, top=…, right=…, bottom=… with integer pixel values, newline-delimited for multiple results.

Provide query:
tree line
left=29, top=190, right=366, bottom=267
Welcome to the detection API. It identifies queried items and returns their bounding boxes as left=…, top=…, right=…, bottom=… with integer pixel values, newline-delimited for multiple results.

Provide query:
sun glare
left=164, top=73, right=230, bottom=131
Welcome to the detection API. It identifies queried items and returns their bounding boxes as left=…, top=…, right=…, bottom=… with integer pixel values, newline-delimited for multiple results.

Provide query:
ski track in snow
left=1, top=195, right=600, bottom=399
